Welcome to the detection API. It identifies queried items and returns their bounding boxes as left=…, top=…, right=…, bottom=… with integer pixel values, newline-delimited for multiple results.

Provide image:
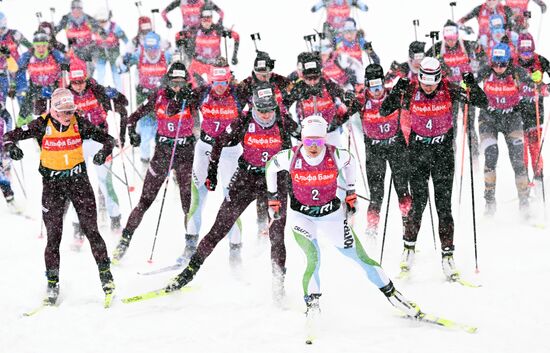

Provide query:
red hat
left=138, top=16, right=152, bottom=31
left=69, top=60, right=87, bottom=81
left=209, top=65, right=232, bottom=82
left=518, top=32, right=535, bottom=53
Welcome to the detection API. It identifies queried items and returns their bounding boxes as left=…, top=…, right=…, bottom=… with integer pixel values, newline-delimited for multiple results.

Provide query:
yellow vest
left=40, top=116, right=85, bottom=170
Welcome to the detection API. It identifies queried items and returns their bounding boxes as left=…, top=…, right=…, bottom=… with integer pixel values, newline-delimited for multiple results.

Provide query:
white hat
left=301, top=115, right=328, bottom=138
left=418, top=57, right=442, bottom=85
left=51, top=88, right=76, bottom=111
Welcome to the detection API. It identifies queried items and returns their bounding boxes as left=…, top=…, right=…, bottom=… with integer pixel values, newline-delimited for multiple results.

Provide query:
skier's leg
left=290, top=211, right=322, bottom=297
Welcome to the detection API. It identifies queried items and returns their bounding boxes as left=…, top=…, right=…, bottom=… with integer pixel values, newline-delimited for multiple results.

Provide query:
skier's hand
left=7, top=85, right=16, bottom=99
left=128, top=128, right=141, bottom=147
left=166, top=20, right=173, bottom=29
left=205, top=162, right=218, bottom=191
left=268, top=192, right=281, bottom=220
left=462, top=72, right=476, bottom=87
left=122, top=53, right=132, bottom=66
left=461, top=25, right=474, bottom=35
left=394, top=77, right=410, bottom=94
left=532, top=70, right=543, bottom=84
left=41, top=86, right=53, bottom=99
left=60, top=63, right=70, bottom=72
left=0, top=45, right=10, bottom=56
left=231, top=54, right=238, bottom=65
left=541, top=2, right=547, bottom=13
left=93, top=150, right=108, bottom=165
left=5, top=143, right=23, bottom=161
left=345, top=190, right=357, bottom=216
left=105, top=86, right=118, bottom=99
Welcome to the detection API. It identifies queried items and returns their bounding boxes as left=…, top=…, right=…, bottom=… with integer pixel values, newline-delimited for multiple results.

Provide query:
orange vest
left=40, top=116, right=85, bottom=170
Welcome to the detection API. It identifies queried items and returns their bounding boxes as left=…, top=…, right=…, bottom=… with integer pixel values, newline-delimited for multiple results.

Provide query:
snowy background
left=1, top=0, right=550, bottom=352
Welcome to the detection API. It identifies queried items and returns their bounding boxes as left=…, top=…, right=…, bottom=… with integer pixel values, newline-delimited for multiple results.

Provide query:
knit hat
left=51, top=88, right=77, bottom=111
left=301, top=115, right=328, bottom=138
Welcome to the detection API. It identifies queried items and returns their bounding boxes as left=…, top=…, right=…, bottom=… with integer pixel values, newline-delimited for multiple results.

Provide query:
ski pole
left=532, top=90, right=546, bottom=208
left=6, top=74, right=26, bottom=187
left=467, top=103, right=479, bottom=273
left=379, top=172, right=393, bottom=265
left=222, top=30, right=231, bottom=63
left=148, top=99, right=187, bottom=263
left=427, top=186, right=437, bottom=251
left=250, top=33, right=261, bottom=52
left=9, top=160, right=27, bottom=199
left=35, top=12, right=42, bottom=26
left=337, top=185, right=369, bottom=201
left=348, top=122, right=369, bottom=199
left=151, top=9, right=159, bottom=32
left=110, top=98, right=134, bottom=209
left=49, top=7, right=56, bottom=25
left=449, top=2, right=456, bottom=21
left=134, top=1, right=142, bottom=16
left=537, top=10, right=544, bottom=43
left=459, top=101, right=469, bottom=206
left=412, top=20, right=420, bottom=41
left=102, top=164, right=134, bottom=188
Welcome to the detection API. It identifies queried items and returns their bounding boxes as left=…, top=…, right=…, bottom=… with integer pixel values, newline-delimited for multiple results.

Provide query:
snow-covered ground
left=1, top=1, right=550, bottom=352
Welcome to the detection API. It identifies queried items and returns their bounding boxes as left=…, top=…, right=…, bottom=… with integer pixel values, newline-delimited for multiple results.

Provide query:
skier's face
left=302, top=136, right=325, bottom=158
left=33, top=43, right=49, bottom=59
left=52, top=108, right=75, bottom=126
left=368, top=85, right=385, bottom=99
left=211, top=80, right=229, bottom=95
left=254, top=109, right=276, bottom=123
left=445, top=37, right=458, bottom=48
left=70, top=80, right=86, bottom=94
left=343, top=30, right=357, bottom=42
left=492, top=64, right=507, bottom=74
left=71, top=6, right=83, bottom=19
left=420, top=82, right=438, bottom=95
left=254, top=71, right=272, bottom=82
left=486, top=0, right=498, bottom=9
left=200, top=16, right=213, bottom=29
left=304, top=75, right=321, bottom=86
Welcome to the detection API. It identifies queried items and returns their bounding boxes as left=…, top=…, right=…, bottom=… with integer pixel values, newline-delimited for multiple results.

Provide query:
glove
left=5, top=143, right=23, bottom=160
left=0, top=45, right=10, bottom=56
left=541, top=2, right=547, bottom=13
left=310, top=5, right=317, bottom=12
left=60, top=63, right=70, bottom=72
left=16, top=115, right=32, bottom=127
left=461, top=25, right=474, bottom=35
left=462, top=72, right=476, bottom=87
left=345, top=190, right=357, bottom=216
left=394, top=77, right=410, bottom=94
left=231, top=54, right=238, bottom=65
left=267, top=192, right=281, bottom=220
left=93, top=150, right=108, bottom=165
left=105, top=86, right=118, bottom=99
left=41, top=86, right=53, bottom=99
left=343, top=90, right=356, bottom=105
left=128, top=128, right=141, bottom=147
left=363, top=41, right=373, bottom=53
left=122, top=53, right=132, bottom=66
left=532, top=70, right=543, bottom=84
left=205, top=162, right=218, bottom=191
left=7, top=85, right=16, bottom=99
left=166, top=20, right=173, bottom=29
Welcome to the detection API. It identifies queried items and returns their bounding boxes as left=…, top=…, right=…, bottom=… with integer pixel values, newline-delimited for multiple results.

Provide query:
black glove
left=310, top=5, right=317, bottom=12
left=343, top=90, right=356, bottom=105
left=394, top=78, right=410, bottom=94
left=122, top=53, right=132, bottom=66
left=93, top=150, right=108, bottom=165
left=231, top=54, right=238, bottom=65
left=462, top=25, right=474, bottom=35
left=6, top=143, right=23, bottom=160
left=205, top=162, right=218, bottom=191
left=7, top=85, right=16, bottom=99
left=0, top=45, right=10, bottom=56
left=363, top=41, right=373, bottom=53
left=462, top=72, right=476, bottom=87
left=541, top=2, right=547, bottom=13
left=166, top=20, right=173, bottom=29
left=128, top=128, right=141, bottom=147
left=60, top=63, right=70, bottom=71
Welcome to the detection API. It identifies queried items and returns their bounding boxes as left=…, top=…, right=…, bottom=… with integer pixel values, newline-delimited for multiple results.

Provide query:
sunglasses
left=303, top=137, right=325, bottom=147
left=71, top=80, right=85, bottom=85
left=212, top=81, right=228, bottom=87
left=492, top=61, right=508, bottom=68
left=304, top=75, right=321, bottom=82
left=57, top=110, right=75, bottom=116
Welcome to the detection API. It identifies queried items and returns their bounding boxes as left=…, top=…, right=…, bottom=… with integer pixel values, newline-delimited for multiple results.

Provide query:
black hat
left=408, top=41, right=426, bottom=59
left=166, top=61, right=188, bottom=80
left=33, top=30, right=50, bottom=44
left=252, top=82, right=277, bottom=112
left=364, top=64, right=384, bottom=87
left=254, top=51, right=275, bottom=72
left=298, top=51, right=322, bottom=77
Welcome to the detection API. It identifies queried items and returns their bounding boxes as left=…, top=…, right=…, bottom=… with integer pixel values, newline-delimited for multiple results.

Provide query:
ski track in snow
left=1, top=1, right=550, bottom=352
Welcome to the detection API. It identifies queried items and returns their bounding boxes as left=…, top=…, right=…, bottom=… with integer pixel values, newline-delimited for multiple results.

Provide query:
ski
left=121, top=286, right=194, bottom=304
left=448, top=274, right=482, bottom=288
left=104, top=292, right=115, bottom=308
left=22, top=301, right=56, bottom=317
left=396, top=269, right=411, bottom=280
left=404, top=311, right=478, bottom=334
left=137, top=263, right=184, bottom=276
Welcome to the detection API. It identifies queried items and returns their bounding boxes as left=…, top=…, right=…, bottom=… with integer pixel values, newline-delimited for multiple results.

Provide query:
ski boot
left=44, top=269, right=60, bottom=305
left=229, top=242, right=242, bottom=268
left=381, top=282, right=420, bottom=318
left=304, top=293, right=321, bottom=317
left=5, top=195, right=22, bottom=215
left=99, top=262, right=115, bottom=308
left=110, top=215, right=122, bottom=234
left=70, top=222, right=85, bottom=252
left=166, top=256, right=202, bottom=292
left=175, top=234, right=198, bottom=266
left=533, top=177, right=544, bottom=202
left=519, top=196, right=531, bottom=221
left=441, top=246, right=459, bottom=281
left=272, top=265, right=286, bottom=305
left=484, top=190, right=496, bottom=217
left=399, top=242, right=416, bottom=272
left=112, top=229, right=133, bottom=263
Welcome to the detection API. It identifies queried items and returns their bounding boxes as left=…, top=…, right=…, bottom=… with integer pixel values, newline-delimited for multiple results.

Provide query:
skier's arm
left=127, top=91, right=157, bottom=129
left=77, top=115, right=115, bottom=155
left=310, top=1, right=326, bottom=12
left=3, top=116, right=46, bottom=145
left=350, top=0, right=368, bottom=11
left=15, top=52, right=31, bottom=93
left=114, top=24, right=129, bottom=45
left=13, top=30, right=32, bottom=49
left=161, top=0, right=180, bottom=24
left=266, top=149, right=293, bottom=193
left=450, top=81, right=488, bottom=109
left=55, top=15, right=69, bottom=34
left=458, top=6, right=481, bottom=24
left=380, top=80, right=412, bottom=116
left=209, top=115, right=247, bottom=165
left=92, top=84, right=129, bottom=140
